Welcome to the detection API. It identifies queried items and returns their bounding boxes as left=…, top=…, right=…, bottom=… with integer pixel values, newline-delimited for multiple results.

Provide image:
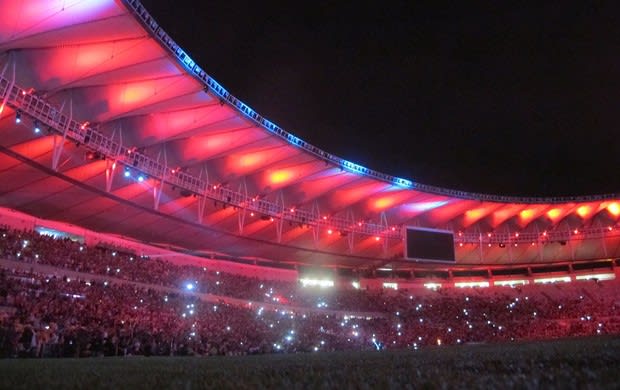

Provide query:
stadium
left=0, top=0, right=618, bottom=388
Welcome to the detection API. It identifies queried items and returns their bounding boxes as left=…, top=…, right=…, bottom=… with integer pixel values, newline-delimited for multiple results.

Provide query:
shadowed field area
left=0, top=336, right=618, bottom=389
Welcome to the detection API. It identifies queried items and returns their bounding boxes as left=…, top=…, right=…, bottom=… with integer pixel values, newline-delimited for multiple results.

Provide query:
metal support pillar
left=237, top=179, right=248, bottom=234
left=346, top=209, right=355, bottom=254
left=51, top=100, right=72, bottom=171
left=0, top=57, right=14, bottom=115
left=531, top=224, right=539, bottom=262
left=595, top=220, right=608, bottom=258
left=153, top=148, right=167, bottom=211
left=477, top=226, right=483, bottom=262
left=565, top=223, right=576, bottom=261
left=311, top=201, right=320, bottom=248
left=506, top=226, right=513, bottom=262
left=275, top=191, right=284, bottom=243
left=197, top=165, right=209, bottom=224
left=105, top=159, right=117, bottom=192
left=380, top=212, right=388, bottom=257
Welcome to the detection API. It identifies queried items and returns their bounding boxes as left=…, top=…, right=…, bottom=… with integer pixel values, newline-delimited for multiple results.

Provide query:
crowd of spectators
left=0, top=227, right=618, bottom=358
left=0, top=228, right=380, bottom=311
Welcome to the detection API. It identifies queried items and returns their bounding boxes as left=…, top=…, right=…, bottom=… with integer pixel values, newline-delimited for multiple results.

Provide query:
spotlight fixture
left=33, top=120, right=41, bottom=134
left=15, top=111, right=21, bottom=124
left=124, top=166, right=131, bottom=178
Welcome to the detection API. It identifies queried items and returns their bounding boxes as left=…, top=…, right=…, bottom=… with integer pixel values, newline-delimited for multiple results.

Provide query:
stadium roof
left=0, top=0, right=618, bottom=269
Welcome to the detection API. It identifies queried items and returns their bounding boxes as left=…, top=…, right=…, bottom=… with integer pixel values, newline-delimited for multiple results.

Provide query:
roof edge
left=122, top=0, right=619, bottom=204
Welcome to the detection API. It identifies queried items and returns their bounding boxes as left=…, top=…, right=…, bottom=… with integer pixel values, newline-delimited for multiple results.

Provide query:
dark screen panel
left=405, top=227, right=455, bottom=262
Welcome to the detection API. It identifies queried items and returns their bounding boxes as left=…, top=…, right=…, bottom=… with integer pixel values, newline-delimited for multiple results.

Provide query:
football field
left=0, top=336, right=618, bottom=389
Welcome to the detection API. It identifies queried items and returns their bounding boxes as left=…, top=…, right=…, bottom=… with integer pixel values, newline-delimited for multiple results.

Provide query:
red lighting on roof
left=547, top=208, right=562, bottom=219
left=269, top=169, right=294, bottom=185
left=607, top=202, right=620, bottom=216
left=577, top=205, right=592, bottom=218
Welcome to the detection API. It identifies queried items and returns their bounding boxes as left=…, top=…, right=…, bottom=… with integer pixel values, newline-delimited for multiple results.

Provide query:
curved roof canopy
left=0, top=0, right=618, bottom=269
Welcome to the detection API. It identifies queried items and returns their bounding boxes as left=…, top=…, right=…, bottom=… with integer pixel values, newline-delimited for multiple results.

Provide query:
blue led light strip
left=123, top=0, right=618, bottom=204
left=123, top=0, right=413, bottom=190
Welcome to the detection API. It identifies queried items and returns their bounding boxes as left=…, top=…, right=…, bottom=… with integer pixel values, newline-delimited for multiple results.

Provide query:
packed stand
left=0, top=228, right=619, bottom=358
left=0, top=228, right=383, bottom=311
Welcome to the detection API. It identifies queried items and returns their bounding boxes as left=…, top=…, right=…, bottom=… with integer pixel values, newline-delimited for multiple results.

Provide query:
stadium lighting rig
left=0, top=76, right=403, bottom=241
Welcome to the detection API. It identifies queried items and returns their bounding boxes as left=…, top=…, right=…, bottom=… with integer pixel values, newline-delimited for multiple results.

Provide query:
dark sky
left=140, top=1, right=620, bottom=197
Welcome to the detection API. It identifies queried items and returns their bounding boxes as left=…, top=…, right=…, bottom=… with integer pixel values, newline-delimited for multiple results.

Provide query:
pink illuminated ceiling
left=0, top=0, right=618, bottom=269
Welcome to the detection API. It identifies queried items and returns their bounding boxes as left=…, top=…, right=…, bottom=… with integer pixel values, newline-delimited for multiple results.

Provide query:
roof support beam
left=197, top=165, right=209, bottom=224
left=152, top=148, right=167, bottom=211
left=237, top=178, right=248, bottom=235
left=0, top=54, right=14, bottom=116
left=346, top=209, right=355, bottom=254
left=105, top=159, right=117, bottom=193
left=476, top=225, right=484, bottom=262
left=593, top=219, right=608, bottom=258
left=275, top=190, right=284, bottom=243
left=51, top=100, right=71, bottom=171
left=105, top=127, right=125, bottom=193
left=380, top=212, right=388, bottom=257
left=534, top=223, right=543, bottom=262
left=312, top=201, right=320, bottom=248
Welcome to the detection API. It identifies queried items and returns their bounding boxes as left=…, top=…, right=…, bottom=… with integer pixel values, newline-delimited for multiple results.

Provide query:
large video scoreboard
left=404, top=227, right=455, bottom=263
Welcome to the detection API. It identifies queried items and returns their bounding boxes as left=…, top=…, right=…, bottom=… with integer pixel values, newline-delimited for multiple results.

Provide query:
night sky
left=140, top=1, right=620, bottom=197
